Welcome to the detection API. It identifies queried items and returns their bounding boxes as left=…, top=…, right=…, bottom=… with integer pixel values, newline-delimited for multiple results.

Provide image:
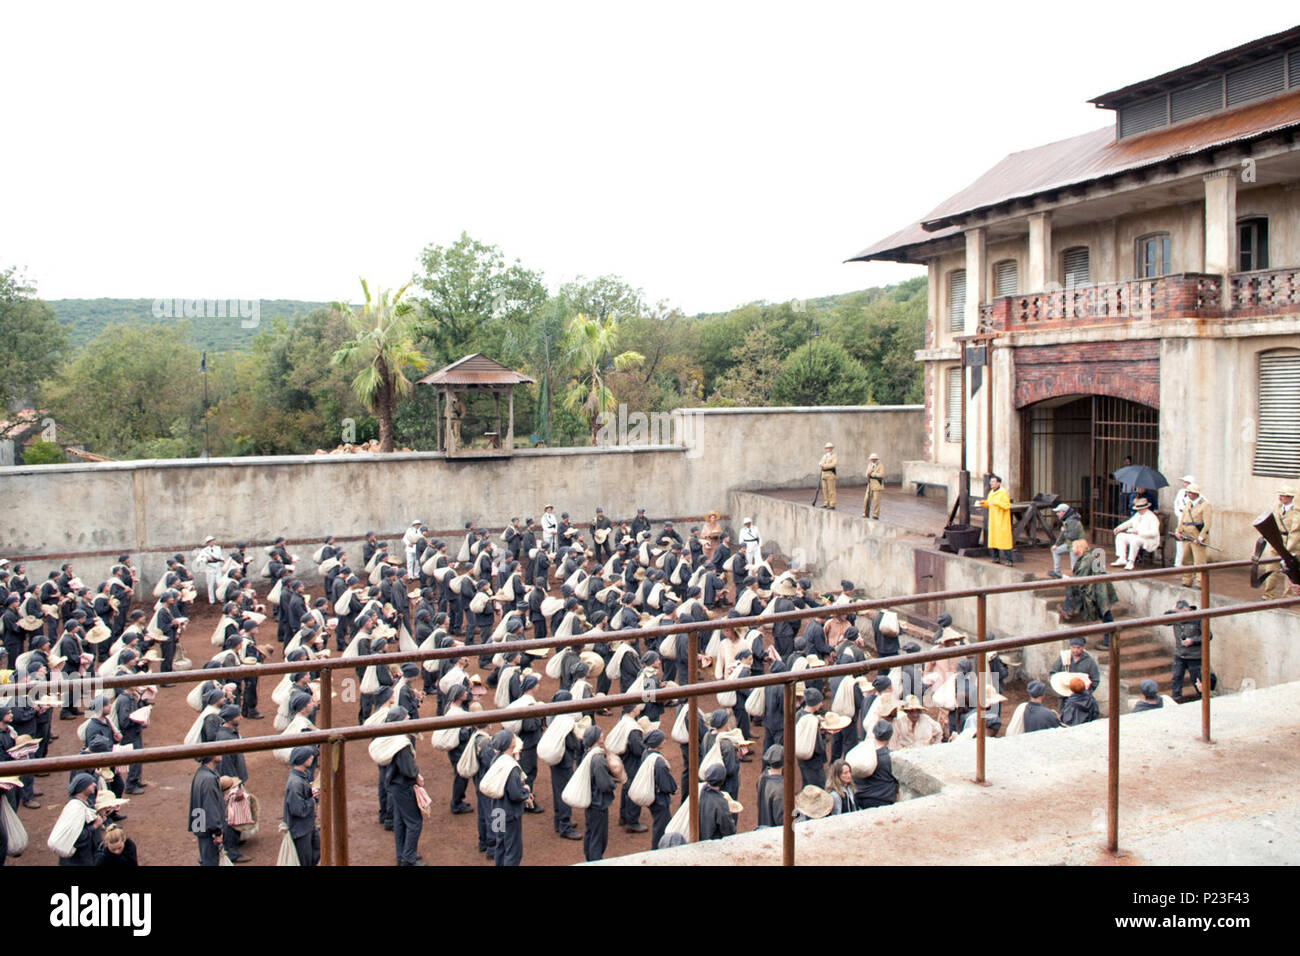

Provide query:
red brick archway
left=1012, top=340, right=1160, bottom=410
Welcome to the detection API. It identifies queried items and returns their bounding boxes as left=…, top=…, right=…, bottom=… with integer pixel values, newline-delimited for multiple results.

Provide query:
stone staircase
left=1038, top=595, right=1185, bottom=707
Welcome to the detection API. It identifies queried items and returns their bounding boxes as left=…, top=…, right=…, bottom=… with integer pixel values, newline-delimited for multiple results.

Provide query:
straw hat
left=94, top=791, right=129, bottom=813
left=794, top=785, right=833, bottom=819
left=820, top=712, right=851, bottom=732
left=1278, top=486, right=1297, bottom=498
left=873, top=692, right=899, bottom=718
left=579, top=651, right=605, bottom=679
left=1049, top=671, right=1089, bottom=697
left=771, top=577, right=799, bottom=598
left=636, top=716, right=660, bottom=735
left=724, top=793, right=744, bottom=814
left=1133, top=497, right=1151, bottom=510
left=901, top=694, right=925, bottom=712
left=704, top=510, right=721, bottom=523
left=525, top=645, right=551, bottom=658
left=143, top=645, right=164, bottom=662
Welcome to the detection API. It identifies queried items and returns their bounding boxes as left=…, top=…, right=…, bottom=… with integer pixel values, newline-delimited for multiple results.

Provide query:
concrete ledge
left=597, top=680, right=1300, bottom=866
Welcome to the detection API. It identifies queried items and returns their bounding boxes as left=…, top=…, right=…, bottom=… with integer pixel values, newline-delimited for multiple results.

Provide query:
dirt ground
left=9, top=588, right=1021, bottom=867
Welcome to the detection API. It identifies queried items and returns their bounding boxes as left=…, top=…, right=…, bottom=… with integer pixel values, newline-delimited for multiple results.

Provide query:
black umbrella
left=1111, top=464, right=1167, bottom=490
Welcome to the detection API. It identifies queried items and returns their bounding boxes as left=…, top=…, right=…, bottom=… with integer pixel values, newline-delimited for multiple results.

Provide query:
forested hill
left=49, top=298, right=333, bottom=352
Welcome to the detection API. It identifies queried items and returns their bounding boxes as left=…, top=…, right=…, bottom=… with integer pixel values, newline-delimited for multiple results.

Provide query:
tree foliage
left=770, top=339, right=873, bottom=407
left=0, top=266, right=67, bottom=408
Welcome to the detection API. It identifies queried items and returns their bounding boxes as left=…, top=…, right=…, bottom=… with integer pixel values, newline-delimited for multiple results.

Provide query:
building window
left=993, top=259, right=1018, bottom=297
left=947, top=269, right=966, bottom=333
left=1062, top=246, right=1091, bottom=287
left=1136, top=233, right=1171, bottom=278
left=944, top=366, right=963, bottom=443
left=1254, top=349, right=1300, bottom=478
left=1239, top=217, right=1269, bottom=272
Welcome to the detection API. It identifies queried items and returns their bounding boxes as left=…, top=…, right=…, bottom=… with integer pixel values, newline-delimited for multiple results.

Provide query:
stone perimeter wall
left=0, top=405, right=922, bottom=589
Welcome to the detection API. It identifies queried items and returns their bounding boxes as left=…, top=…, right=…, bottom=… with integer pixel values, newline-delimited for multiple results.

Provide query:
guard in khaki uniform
left=1261, top=486, right=1300, bottom=600
left=1176, top=483, right=1212, bottom=588
left=863, top=453, right=884, bottom=519
left=819, top=443, right=838, bottom=508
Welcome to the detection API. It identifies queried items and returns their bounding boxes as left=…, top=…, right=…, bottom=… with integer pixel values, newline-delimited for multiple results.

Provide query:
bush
left=21, top=440, right=66, bottom=465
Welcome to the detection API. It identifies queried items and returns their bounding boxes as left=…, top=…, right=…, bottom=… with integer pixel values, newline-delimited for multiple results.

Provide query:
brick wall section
left=1012, top=340, right=1160, bottom=409
left=923, top=362, right=935, bottom=458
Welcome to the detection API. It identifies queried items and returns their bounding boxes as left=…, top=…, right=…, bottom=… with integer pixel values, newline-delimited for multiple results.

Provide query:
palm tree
left=562, top=312, right=644, bottom=443
left=329, top=278, right=428, bottom=452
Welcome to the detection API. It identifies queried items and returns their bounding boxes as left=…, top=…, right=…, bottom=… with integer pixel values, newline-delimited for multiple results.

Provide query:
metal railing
left=4, top=557, right=1293, bottom=865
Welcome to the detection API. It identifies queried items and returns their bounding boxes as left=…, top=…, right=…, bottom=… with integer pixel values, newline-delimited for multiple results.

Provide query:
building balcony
left=977, top=266, right=1300, bottom=331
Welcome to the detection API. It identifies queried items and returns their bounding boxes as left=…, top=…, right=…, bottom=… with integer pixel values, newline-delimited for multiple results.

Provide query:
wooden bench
left=912, top=480, right=947, bottom=498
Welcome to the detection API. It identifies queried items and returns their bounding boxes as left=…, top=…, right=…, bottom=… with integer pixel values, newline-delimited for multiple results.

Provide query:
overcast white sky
left=3, top=2, right=1296, bottom=313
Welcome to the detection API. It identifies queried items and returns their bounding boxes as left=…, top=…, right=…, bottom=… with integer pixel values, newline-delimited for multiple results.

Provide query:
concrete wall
left=0, top=405, right=924, bottom=590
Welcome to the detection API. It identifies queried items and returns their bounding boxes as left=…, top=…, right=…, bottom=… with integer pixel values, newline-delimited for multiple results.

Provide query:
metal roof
left=416, top=353, right=535, bottom=387
left=849, top=87, right=1300, bottom=263
left=1089, top=24, right=1300, bottom=109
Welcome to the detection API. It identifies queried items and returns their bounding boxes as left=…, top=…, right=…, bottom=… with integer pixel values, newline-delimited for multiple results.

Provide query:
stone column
left=1203, top=169, right=1237, bottom=293
left=1027, top=212, right=1052, bottom=292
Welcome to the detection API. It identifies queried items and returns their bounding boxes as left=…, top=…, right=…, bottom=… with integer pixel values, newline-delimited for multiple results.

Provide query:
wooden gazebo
left=417, top=354, right=535, bottom=458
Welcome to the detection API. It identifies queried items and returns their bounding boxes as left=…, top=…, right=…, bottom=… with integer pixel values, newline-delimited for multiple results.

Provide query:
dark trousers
left=650, top=795, right=671, bottom=850
left=732, top=703, right=750, bottom=742
left=583, top=805, right=609, bottom=862
left=551, top=765, right=574, bottom=833
left=1172, top=656, right=1202, bottom=700
left=390, top=784, right=422, bottom=864
left=679, top=745, right=691, bottom=806
left=519, top=746, right=539, bottom=792
left=160, top=638, right=175, bottom=673
left=449, top=767, right=468, bottom=808
left=763, top=724, right=783, bottom=757
left=448, top=601, right=463, bottom=635
left=222, top=824, right=242, bottom=854
left=799, top=760, right=825, bottom=789
left=619, top=777, right=641, bottom=825
left=241, top=678, right=258, bottom=715
left=196, top=831, right=221, bottom=866
left=377, top=773, right=391, bottom=825
left=474, top=783, right=494, bottom=853
left=359, top=693, right=374, bottom=723
left=292, top=829, right=320, bottom=866
left=530, top=616, right=546, bottom=640
left=495, top=815, right=523, bottom=866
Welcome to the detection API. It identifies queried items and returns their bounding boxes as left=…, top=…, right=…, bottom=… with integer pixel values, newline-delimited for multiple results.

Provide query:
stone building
left=851, top=25, right=1300, bottom=550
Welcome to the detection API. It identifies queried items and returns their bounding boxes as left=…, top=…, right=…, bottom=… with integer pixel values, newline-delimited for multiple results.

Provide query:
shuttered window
left=1119, top=96, right=1167, bottom=138
left=1062, top=246, right=1090, bottom=287
left=1291, top=48, right=1300, bottom=88
left=993, top=259, right=1018, bottom=297
left=948, top=269, right=966, bottom=333
left=1254, top=350, right=1300, bottom=478
left=944, top=367, right=963, bottom=443
left=1239, top=217, right=1269, bottom=272
left=1171, top=78, right=1223, bottom=122
left=1227, top=57, right=1285, bottom=107
left=1136, top=233, right=1171, bottom=278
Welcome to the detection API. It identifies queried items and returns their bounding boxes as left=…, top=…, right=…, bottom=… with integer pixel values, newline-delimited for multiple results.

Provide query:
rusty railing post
left=975, top=592, right=987, bottom=785
left=688, top=630, right=700, bottom=842
left=1200, top=569, right=1213, bottom=743
left=783, top=681, right=796, bottom=866
left=1107, top=626, right=1121, bottom=854
left=331, top=737, right=348, bottom=867
left=319, top=669, right=333, bottom=866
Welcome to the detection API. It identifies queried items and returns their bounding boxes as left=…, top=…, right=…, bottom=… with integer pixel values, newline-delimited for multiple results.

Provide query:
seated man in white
left=1112, top=497, right=1161, bottom=570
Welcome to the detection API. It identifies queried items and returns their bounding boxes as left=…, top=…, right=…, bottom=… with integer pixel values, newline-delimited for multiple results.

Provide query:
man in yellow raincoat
left=976, top=475, right=1014, bottom=565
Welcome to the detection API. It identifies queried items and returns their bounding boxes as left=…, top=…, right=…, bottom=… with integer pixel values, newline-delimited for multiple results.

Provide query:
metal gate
left=1090, top=396, right=1160, bottom=547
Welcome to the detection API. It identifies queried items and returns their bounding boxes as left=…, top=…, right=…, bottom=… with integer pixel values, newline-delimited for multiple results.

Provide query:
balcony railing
left=1229, top=266, right=1300, bottom=314
left=979, top=273, right=1224, bottom=330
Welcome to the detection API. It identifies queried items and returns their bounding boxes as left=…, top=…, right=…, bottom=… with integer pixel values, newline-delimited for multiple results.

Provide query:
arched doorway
left=1021, top=395, right=1159, bottom=546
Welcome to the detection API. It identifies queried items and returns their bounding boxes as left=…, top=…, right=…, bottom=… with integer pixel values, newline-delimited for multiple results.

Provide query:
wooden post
left=507, top=387, right=515, bottom=451
left=331, top=738, right=348, bottom=867
left=688, top=631, right=699, bottom=842
left=974, top=592, right=987, bottom=784
left=319, top=669, right=333, bottom=866
left=783, top=682, right=796, bottom=866
left=1106, top=629, right=1120, bottom=854
left=1201, top=570, right=1213, bottom=743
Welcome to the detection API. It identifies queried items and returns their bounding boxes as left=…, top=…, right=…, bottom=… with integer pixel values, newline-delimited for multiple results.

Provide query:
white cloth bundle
left=479, top=752, right=519, bottom=799
left=794, top=712, right=820, bottom=760
left=185, top=704, right=219, bottom=746
left=538, top=713, right=577, bottom=766
left=431, top=707, right=465, bottom=751
left=562, top=750, right=598, bottom=809
left=368, top=734, right=411, bottom=767
left=273, top=715, right=315, bottom=763
left=845, top=737, right=879, bottom=777
left=1, top=798, right=28, bottom=856
left=628, top=751, right=665, bottom=807
left=47, top=799, right=95, bottom=858
left=604, top=713, right=638, bottom=756
left=501, top=693, right=536, bottom=735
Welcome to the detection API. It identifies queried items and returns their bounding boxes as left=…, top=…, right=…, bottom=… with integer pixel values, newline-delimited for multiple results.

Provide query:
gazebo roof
left=417, top=353, right=535, bottom=387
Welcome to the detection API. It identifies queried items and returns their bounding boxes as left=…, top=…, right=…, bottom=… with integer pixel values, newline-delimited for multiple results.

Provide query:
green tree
left=330, top=279, right=428, bottom=453
left=0, top=266, right=67, bottom=408
left=412, top=233, right=547, bottom=366
left=707, top=327, right=783, bottom=406
left=562, top=313, right=644, bottom=442
left=43, top=323, right=203, bottom=458
left=503, top=297, right=566, bottom=444
left=769, top=339, right=873, bottom=407
left=20, top=440, right=66, bottom=465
